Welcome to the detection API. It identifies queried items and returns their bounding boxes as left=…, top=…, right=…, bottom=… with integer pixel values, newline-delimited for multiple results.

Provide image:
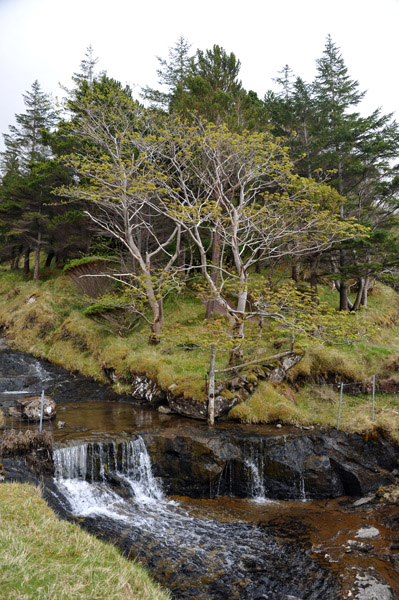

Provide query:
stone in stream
left=355, top=526, right=380, bottom=539
left=353, top=572, right=396, bottom=599
left=14, top=395, right=56, bottom=421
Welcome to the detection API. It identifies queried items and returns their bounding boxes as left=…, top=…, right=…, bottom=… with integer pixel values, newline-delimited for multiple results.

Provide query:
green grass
left=0, top=271, right=239, bottom=401
left=2, top=269, right=399, bottom=435
left=0, top=483, right=170, bottom=600
left=229, top=380, right=399, bottom=440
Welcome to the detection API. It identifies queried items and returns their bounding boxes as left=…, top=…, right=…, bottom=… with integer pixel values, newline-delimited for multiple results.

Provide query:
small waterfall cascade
left=244, top=441, right=268, bottom=502
left=120, top=437, right=164, bottom=501
left=298, top=473, right=307, bottom=502
left=31, top=358, right=53, bottom=385
left=53, top=436, right=163, bottom=504
left=54, top=444, right=88, bottom=480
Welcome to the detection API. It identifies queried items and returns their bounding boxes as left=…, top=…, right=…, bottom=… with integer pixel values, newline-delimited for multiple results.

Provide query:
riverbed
left=1, top=347, right=399, bottom=599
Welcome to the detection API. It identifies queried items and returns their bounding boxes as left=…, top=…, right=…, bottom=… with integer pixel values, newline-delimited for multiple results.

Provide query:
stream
left=1, top=347, right=399, bottom=599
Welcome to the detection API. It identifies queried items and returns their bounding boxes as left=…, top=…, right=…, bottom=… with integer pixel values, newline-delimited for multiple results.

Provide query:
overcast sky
left=1, top=0, right=399, bottom=151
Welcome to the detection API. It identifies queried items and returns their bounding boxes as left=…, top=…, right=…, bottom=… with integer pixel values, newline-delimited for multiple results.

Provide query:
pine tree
left=0, top=81, right=60, bottom=276
left=73, top=45, right=99, bottom=86
left=142, top=36, right=192, bottom=110
left=175, top=44, right=244, bottom=126
left=265, top=36, right=399, bottom=310
left=1, top=80, right=57, bottom=174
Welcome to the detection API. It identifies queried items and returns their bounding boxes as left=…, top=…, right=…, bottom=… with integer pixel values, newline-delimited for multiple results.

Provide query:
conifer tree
left=0, top=81, right=80, bottom=276
left=266, top=36, right=399, bottom=310
left=73, top=45, right=99, bottom=86
left=142, top=36, right=192, bottom=110
left=1, top=80, right=57, bottom=174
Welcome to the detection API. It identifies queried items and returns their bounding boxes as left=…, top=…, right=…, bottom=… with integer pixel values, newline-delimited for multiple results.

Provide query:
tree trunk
left=205, top=229, right=221, bottom=319
left=23, top=248, right=31, bottom=275
left=228, top=272, right=248, bottom=366
left=207, top=344, right=217, bottom=426
left=149, top=319, right=162, bottom=345
left=11, top=246, right=22, bottom=270
left=45, top=251, right=54, bottom=268
left=291, top=262, right=300, bottom=283
left=33, top=231, right=41, bottom=280
left=361, top=277, right=370, bottom=308
left=334, top=280, right=354, bottom=311
left=148, top=296, right=164, bottom=345
left=339, top=280, right=348, bottom=311
left=351, top=277, right=365, bottom=312
left=339, top=249, right=348, bottom=311
left=10, top=247, right=15, bottom=271
left=309, top=254, right=319, bottom=303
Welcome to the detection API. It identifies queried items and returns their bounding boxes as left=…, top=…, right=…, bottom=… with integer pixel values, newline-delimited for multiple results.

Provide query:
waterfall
left=298, top=473, right=307, bottom=502
left=119, top=438, right=164, bottom=502
left=245, top=458, right=266, bottom=500
left=244, top=441, right=270, bottom=503
left=53, top=436, right=164, bottom=516
left=31, top=359, right=53, bottom=384
left=54, top=444, right=88, bottom=480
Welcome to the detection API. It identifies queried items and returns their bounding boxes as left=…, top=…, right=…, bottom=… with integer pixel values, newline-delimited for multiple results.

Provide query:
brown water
left=45, top=399, right=399, bottom=598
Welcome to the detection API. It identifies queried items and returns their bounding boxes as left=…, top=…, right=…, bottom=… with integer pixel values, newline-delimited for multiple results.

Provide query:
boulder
left=14, top=395, right=56, bottom=421
left=268, top=353, right=303, bottom=383
left=131, top=375, right=168, bottom=408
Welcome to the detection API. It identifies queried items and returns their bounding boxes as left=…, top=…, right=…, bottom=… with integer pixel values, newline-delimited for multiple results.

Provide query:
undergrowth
left=0, top=430, right=53, bottom=456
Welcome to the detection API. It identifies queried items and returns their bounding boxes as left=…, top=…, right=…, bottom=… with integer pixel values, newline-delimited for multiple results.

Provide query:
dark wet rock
left=167, top=393, right=208, bottom=419
left=2, top=444, right=54, bottom=480
left=214, top=393, right=239, bottom=415
left=0, top=348, right=128, bottom=404
left=103, top=367, right=119, bottom=383
left=167, top=389, right=239, bottom=420
left=229, top=377, right=242, bottom=390
left=140, top=428, right=399, bottom=500
left=15, top=395, right=56, bottom=421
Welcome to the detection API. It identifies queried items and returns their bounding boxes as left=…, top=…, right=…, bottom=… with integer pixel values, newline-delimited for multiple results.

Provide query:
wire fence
left=307, top=376, right=381, bottom=430
left=1, top=390, right=48, bottom=435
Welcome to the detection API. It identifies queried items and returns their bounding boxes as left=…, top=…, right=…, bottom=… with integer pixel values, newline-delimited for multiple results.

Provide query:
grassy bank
left=0, top=483, right=170, bottom=600
left=2, top=269, right=399, bottom=436
left=229, top=381, right=399, bottom=440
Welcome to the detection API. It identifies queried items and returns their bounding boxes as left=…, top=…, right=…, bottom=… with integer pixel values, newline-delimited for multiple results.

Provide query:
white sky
left=1, top=0, right=399, bottom=150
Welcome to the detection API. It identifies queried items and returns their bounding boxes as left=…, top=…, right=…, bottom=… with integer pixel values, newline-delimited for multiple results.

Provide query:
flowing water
left=1, top=347, right=399, bottom=599
left=51, top=438, right=341, bottom=599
